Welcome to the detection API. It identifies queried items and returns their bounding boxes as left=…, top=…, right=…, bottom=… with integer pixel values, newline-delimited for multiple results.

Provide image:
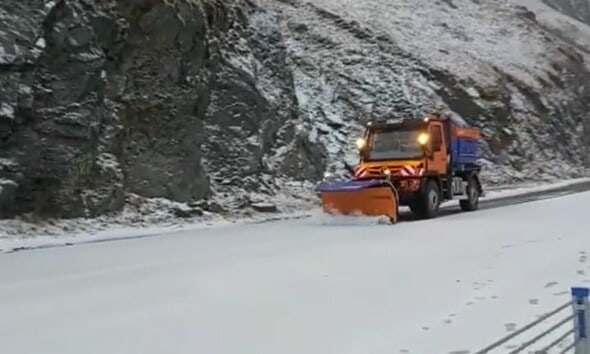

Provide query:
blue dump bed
left=450, top=129, right=479, bottom=171
left=450, top=137, right=478, bottom=168
left=449, top=122, right=480, bottom=171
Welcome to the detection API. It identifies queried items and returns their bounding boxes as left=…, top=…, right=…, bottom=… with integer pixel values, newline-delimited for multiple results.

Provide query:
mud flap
left=316, top=179, right=399, bottom=224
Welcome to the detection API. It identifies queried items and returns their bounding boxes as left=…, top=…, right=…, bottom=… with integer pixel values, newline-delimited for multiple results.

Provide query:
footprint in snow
left=553, top=291, right=568, bottom=296
left=473, top=282, right=485, bottom=290
left=545, top=281, right=558, bottom=288
left=448, top=351, right=470, bottom=354
left=400, top=350, right=409, bottom=353
left=505, top=323, right=517, bottom=332
left=578, top=270, right=586, bottom=275
left=529, top=298, right=539, bottom=305
left=444, top=319, right=452, bottom=324
left=422, top=326, right=430, bottom=331
left=501, top=244, right=514, bottom=249
left=491, top=295, right=499, bottom=299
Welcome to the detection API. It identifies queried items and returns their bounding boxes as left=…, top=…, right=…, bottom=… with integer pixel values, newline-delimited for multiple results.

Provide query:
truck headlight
left=417, top=133, right=429, bottom=145
left=356, top=138, right=366, bottom=150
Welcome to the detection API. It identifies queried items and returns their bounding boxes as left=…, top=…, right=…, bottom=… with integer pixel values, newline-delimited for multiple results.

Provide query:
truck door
left=428, top=122, right=447, bottom=174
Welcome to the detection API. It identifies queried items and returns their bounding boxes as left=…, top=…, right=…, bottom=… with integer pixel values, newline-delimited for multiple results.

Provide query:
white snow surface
left=277, top=0, right=587, bottom=88
left=0, top=102, right=14, bottom=119
left=520, top=0, right=590, bottom=64
left=1, top=186, right=589, bottom=354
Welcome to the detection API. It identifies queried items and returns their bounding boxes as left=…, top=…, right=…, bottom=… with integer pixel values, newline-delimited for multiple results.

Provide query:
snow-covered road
left=1, top=191, right=589, bottom=354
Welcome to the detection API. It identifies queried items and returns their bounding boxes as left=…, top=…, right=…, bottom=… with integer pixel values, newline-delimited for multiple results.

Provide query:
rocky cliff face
left=267, top=0, right=590, bottom=184
left=0, top=0, right=326, bottom=218
left=1, top=0, right=589, bottom=219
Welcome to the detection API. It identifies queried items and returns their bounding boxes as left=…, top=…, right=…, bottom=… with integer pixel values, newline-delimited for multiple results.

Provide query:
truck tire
left=459, top=177, right=479, bottom=212
left=408, top=201, right=422, bottom=216
left=410, top=180, right=441, bottom=219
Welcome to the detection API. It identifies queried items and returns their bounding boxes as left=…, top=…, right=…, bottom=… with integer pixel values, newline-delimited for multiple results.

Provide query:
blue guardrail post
left=572, top=287, right=590, bottom=354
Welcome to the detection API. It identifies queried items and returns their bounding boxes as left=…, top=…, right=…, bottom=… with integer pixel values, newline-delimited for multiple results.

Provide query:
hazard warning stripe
left=401, top=166, right=414, bottom=176
left=354, top=166, right=368, bottom=177
left=355, top=165, right=425, bottom=177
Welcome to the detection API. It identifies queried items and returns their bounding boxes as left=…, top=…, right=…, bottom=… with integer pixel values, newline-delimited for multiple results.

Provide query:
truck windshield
left=366, top=129, right=423, bottom=160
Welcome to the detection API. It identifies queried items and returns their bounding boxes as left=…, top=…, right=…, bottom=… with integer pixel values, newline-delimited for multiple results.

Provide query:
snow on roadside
left=0, top=179, right=317, bottom=252
left=1, top=177, right=589, bottom=253
left=482, top=177, right=590, bottom=199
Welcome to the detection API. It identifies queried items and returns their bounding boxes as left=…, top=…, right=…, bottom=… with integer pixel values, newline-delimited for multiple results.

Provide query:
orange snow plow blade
left=317, top=179, right=399, bottom=223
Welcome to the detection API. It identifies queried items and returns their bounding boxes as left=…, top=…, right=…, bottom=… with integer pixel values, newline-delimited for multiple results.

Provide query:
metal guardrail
left=475, top=287, right=590, bottom=354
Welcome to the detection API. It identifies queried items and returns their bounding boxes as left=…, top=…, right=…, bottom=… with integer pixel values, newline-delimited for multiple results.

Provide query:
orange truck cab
left=317, top=114, right=483, bottom=221
left=354, top=115, right=483, bottom=218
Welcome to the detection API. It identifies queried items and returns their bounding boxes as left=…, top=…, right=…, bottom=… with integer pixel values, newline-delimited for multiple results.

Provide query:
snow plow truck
left=316, top=114, right=484, bottom=223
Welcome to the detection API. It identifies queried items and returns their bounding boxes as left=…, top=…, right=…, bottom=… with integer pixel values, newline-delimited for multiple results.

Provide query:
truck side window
left=431, top=125, right=443, bottom=152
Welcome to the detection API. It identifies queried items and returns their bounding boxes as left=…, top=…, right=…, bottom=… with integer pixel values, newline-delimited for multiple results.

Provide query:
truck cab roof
left=365, top=115, right=480, bottom=143
left=367, top=117, right=429, bottom=129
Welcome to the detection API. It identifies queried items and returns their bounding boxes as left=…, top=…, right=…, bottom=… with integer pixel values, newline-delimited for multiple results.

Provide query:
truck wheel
left=424, top=180, right=441, bottom=218
left=411, top=180, right=440, bottom=219
left=459, top=177, right=479, bottom=212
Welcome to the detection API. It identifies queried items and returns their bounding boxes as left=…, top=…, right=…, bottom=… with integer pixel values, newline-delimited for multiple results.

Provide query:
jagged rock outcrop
left=1, top=0, right=589, bottom=219
left=0, top=0, right=326, bottom=218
